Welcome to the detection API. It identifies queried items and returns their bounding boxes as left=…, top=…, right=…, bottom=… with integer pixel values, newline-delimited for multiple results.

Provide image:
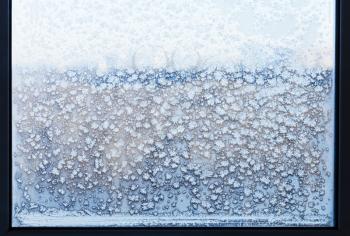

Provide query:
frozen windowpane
left=12, top=0, right=335, bottom=227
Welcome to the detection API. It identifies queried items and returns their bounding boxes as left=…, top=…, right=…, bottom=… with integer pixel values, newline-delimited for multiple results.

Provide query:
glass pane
left=12, top=0, right=335, bottom=227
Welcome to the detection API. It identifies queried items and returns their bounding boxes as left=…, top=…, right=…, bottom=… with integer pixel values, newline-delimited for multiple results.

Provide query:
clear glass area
left=12, top=0, right=335, bottom=227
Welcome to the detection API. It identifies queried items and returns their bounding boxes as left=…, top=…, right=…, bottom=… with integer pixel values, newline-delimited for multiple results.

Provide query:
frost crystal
left=12, top=66, right=335, bottom=227
left=12, top=0, right=335, bottom=228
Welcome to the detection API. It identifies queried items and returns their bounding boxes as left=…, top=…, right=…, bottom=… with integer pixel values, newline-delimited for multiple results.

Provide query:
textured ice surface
left=12, top=0, right=335, bottom=227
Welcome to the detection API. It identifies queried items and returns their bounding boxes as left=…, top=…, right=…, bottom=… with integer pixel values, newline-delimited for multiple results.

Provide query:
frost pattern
left=12, top=66, right=334, bottom=226
left=12, top=0, right=335, bottom=227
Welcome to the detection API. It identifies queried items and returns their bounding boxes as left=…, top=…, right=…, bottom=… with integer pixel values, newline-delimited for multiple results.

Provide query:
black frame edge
left=1, top=0, right=11, bottom=235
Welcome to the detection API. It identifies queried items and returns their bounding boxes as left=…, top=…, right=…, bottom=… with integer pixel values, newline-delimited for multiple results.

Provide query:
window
left=12, top=0, right=336, bottom=227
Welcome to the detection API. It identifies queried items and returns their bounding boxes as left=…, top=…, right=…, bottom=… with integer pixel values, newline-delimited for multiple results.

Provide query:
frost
left=12, top=66, right=334, bottom=227
left=12, top=0, right=335, bottom=228
left=51, top=168, right=60, bottom=176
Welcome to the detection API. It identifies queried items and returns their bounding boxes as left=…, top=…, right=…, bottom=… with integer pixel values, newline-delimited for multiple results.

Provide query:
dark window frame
left=1, top=0, right=349, bottom=235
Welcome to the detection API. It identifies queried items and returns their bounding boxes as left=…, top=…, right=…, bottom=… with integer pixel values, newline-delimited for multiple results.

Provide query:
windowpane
left=12, top=0, right=335, bottom=227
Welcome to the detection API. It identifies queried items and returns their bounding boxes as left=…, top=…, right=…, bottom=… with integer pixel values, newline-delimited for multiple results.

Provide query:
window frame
left=1, top=0, right=349, bottom=235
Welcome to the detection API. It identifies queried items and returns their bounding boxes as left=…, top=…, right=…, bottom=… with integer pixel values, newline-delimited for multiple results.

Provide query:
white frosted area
left=12, top=0, right=335, bottom=227
left=13, top=0, right=334, bottom=70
